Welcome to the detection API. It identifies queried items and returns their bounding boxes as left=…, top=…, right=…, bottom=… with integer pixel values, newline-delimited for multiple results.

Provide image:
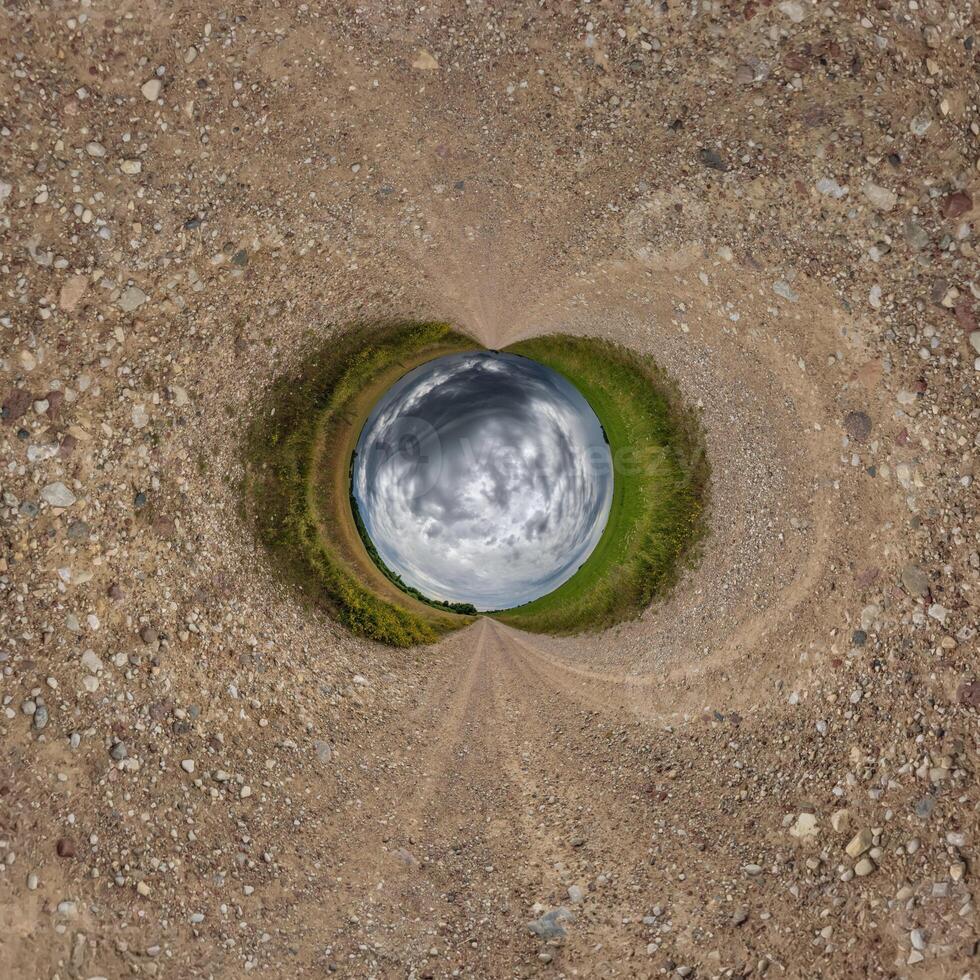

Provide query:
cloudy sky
left=351, top=352, right=613, bottom=610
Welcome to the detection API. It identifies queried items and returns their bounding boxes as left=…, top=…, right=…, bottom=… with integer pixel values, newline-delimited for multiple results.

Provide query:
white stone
left=141, top=78, right=162, bottom=101
left=41, top=482, right=76, bottom=508
left=816, top=177, right=848, bottom=199
left=854, top=857, right=875, bottom=876
left=846, top=828, right=873, bottom=858
left=411, top=49, right=439, bottom=70
left=789, top=812, right=819, bottom=840
left=910, top=113, right=932, bottom=137
left=778, top=1, right=804, bottom=22
left=863, top=182, right=897, bottom=212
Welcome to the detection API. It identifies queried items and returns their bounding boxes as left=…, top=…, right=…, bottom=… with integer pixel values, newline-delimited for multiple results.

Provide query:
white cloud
left=353, top=352, right=612, bottom=609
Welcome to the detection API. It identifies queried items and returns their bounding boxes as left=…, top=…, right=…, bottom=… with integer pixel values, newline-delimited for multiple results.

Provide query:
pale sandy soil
left=1, top=2, right=978, bottom=978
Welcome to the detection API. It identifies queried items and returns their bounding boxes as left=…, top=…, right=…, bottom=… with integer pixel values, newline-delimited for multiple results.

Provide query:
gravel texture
left=0, top=2, right=978, bottom=978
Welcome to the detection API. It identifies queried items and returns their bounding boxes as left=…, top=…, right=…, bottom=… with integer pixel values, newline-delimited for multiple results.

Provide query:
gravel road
left=1, top=2, right=977, bottom=977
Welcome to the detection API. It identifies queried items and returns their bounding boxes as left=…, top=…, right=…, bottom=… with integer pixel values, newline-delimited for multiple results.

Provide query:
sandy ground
left=1, top=1, right=978, bottom=978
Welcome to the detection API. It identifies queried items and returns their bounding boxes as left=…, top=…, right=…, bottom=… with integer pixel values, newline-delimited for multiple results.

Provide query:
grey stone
left=844, top=411, right=872, bottom=442
left=901, top=564, right=930, bottom=597
left=915, top=796, right=935, bottom=819
left=773, top=280, right=799, bottom=303
left=67, top=520, right=90, bottom=541
left=528, top=906, right=574, bottom=941
left=118, top=285, right=148, bottom=312
left=698, top=148, right=729, bottom=172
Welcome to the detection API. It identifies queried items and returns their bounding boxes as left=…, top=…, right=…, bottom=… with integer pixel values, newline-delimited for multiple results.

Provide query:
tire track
left=310, top=621, right=540, bottom=975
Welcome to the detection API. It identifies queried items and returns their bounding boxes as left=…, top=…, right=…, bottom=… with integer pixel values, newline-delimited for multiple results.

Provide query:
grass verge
left=492, top=335, right=709, bottom=635
left=242, top=322, right=478, bottom=646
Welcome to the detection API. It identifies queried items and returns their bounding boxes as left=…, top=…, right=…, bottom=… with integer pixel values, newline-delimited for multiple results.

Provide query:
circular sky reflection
left=351, top=352, right=613, bottom=610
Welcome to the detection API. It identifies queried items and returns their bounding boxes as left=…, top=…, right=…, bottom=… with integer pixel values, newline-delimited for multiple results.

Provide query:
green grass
left=241, top=321, right=477, bottom=646
left=243, top=325, right=707, bottom=646
left=492, top=335, right=709, bottom=635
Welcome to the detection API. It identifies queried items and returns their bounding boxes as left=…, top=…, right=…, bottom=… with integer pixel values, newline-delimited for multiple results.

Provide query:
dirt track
left=1, top=1, right=978, bottom=977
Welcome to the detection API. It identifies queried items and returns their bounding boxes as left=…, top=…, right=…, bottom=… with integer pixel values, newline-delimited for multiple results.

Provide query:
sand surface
left=1, top=2, right=978, bottom=977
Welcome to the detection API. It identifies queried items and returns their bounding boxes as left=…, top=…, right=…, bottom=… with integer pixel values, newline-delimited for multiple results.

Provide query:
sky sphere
left=351, top=352, right=613, bottom=610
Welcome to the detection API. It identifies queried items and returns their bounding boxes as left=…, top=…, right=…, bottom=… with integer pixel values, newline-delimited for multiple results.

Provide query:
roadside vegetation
left=492, top=335, right=709, bottom=635
left=349, top=493, right=478, bottom=616
left=242, top=322, right=477, bottom=646
left=243, top=325, right=706, bottom=645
